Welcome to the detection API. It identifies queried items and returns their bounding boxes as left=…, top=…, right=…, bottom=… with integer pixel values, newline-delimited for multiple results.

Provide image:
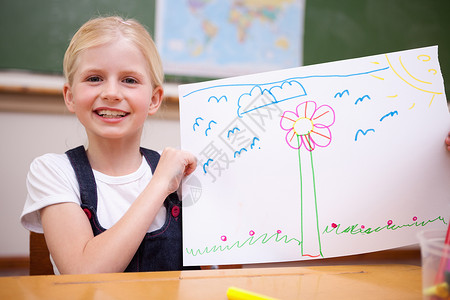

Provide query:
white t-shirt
left=21, top=153, right=167, bottom=234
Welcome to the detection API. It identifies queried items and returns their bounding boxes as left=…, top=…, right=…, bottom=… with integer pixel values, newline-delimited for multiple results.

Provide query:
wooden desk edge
left=0, top=263, right=421, bottom=282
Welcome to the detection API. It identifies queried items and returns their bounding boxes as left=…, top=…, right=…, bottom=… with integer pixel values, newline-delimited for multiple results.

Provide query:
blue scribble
left=202, top=159, right=213, bottom=174
left=334, top=89, right=349, bottom=98
left=193, top=117, right=204, bottom=131
left=208, top=95, right=228, bottom=103
left=380, top=111, right=399, bottom=122
left=250, top=137, right=260, bottom=149
left=205, top=120, right=217, bottom=136
left=237, top=80, right=307, bottom=117
left=355, top=129, right=375, bottom=141
left=234, top=148, right=248, bottom=158
left=227, top=127, right=241, bottom=138
left=355, top=95, right=371, bottom=105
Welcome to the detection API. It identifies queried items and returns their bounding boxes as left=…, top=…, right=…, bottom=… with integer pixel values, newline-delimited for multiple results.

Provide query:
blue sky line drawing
left=208, top=95, right=228, bottom=103
left=205, top=120, right=217, bottom=136
left=380, top=111, right=399, bottom=122
left=355, top=95, right=371, bottom=105
left=203, top=159, right=213, bottom=174
left=181, top=66, right=390, bottom=98
left=355, top=129, right=376, bottom=141
left=227, top=127, right=241, bottom=138
left=334, top=89, right=350, bottom=98
left=193, top=117, right=204, bottom=131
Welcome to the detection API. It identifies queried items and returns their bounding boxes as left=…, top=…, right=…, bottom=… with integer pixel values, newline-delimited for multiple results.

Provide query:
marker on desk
left=227, top=287, right=278, bottom=300
left=423, top=282, right=448, bottom=299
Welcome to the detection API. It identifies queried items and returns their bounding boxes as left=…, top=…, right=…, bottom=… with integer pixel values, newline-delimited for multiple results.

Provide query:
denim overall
left=66, top=146, right=187, bottom=272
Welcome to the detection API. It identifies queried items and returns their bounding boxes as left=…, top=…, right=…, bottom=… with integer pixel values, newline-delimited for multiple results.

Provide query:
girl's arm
left=41, top=148, right=197, bottom=274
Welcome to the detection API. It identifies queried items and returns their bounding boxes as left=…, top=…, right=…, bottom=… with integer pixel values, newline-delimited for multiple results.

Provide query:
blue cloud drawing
left=237, top=80, right=307, bottom=117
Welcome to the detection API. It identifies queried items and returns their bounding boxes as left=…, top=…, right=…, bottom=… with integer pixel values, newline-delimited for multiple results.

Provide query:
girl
left=20, top=16, right=197, bottom=274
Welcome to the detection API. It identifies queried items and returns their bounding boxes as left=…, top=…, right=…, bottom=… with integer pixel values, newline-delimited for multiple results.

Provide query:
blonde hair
left=63, top=16, right=163, bottom=88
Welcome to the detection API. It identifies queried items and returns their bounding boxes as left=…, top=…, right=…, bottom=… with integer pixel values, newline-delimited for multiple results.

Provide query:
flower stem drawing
left=280, top=101, right=335, bottom=257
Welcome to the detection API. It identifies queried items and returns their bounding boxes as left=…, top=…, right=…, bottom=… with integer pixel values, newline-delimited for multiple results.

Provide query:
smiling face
left=63, top=37, right=162, bottom=143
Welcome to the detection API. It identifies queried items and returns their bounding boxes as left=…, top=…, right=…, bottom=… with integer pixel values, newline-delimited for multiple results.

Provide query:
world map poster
left=156, top=0, right=305, bottom=78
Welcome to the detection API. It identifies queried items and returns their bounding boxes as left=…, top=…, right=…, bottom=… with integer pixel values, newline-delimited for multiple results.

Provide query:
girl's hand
left=152, top=147, right=197, bottom=195
left=446, top=131, right=450, bottom=152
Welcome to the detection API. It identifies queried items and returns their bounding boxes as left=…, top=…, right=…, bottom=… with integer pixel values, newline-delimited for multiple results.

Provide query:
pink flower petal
left=311, top=104, right=335, bottom=127
left=301, top=134, right=315, bottom=151
left=309, top=126, right=332, bottom=148
left=280, top=110, right=298, bottom=131
left=280, top=101, right=336, bottom=151
left=296, top=101, right=317, bottom=119
left=285, top=130, right=300, bottom=149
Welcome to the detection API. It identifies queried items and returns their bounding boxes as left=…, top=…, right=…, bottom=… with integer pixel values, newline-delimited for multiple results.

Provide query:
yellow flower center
left=293, top=117, right=314, bottom=136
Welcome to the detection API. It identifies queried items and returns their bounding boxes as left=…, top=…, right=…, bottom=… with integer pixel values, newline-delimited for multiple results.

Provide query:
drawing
left=385, top=53, right=443, bottom=106
left=355, top=95, right=371, bottom=105
left=208, top=95, right=228, bottom=103
left=227, top=127, right=241, bottom=138
left=186, top=230, right=303, bottom=257
left=193, top=117, right=204, bottom=131
left=380, top=111, right=399, bottom=122
left=237, top=80, right=307, bottom=117
left=233, top=148, right=247, bottom=158
left=280, top=101, right=335, bottom=257
left=184, top=215, right=447, bottom=258
left=179, top=46, right=449, bottom=267
left=324, top=216, right=447, bottom=235
left=202, top=158, right=213, bottom=174
left=354, top=129, right=375, bottom=141
left=198, top=141, right=235, bottom=182
left=334, top=89, right=349, bottom=98
left=205, top=120, right=217, bottom=136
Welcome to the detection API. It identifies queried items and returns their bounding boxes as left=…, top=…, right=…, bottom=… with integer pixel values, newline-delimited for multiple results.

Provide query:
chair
left=29, top=232, right=54, bottom=275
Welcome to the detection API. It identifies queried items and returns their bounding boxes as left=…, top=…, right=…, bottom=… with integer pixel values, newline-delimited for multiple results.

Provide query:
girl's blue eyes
left=87, top=76, right=101, bottom=82
left=85, top=77, right=138, bottom=84
left=123, top=78, right=138, bottom=84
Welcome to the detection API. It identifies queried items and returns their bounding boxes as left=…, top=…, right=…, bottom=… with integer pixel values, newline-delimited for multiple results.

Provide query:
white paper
left=179, top=46, right=450, bottom=266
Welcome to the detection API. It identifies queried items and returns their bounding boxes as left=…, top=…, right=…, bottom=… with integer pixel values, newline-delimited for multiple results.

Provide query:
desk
left=0, top=264, right=421, bottom=299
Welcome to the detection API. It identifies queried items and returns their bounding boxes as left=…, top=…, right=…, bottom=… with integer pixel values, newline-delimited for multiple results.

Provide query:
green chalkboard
left=0, top=0, right=156, bottom=74
left=303, top=0, right=450, bottom=97
left=0, top=0, right=449, bottom=97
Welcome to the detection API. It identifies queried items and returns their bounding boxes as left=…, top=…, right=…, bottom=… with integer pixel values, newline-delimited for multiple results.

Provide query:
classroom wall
left=0, top=108, right=180, bottom=256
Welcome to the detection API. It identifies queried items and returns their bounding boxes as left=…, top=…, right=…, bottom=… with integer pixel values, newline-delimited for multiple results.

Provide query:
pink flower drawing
left=279, top=100, right=336, bottom=258
left=280, top=101, right=335, bottom=151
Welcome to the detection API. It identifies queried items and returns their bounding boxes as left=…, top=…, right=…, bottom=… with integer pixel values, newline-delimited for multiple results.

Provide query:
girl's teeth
left=97, top=110, right=127, bottom=118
